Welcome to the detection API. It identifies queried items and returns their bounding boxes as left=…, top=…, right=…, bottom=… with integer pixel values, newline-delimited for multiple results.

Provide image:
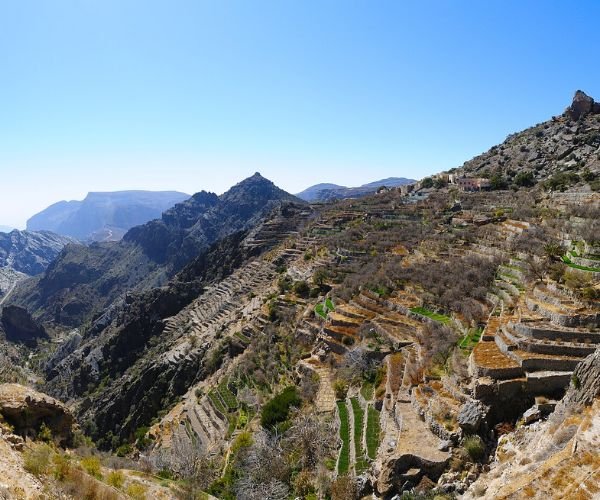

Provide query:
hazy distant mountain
left=11, top=173, right=305, bottom=326
left=296, top=177, right=415, bottom=202
left=27, top=191, right=190, bottom=242
left=0, top=225, right=15, bottom=234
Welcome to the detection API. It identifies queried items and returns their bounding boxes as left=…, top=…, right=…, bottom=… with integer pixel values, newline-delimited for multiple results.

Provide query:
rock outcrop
left=566, top=90, right=600, bottom=120
left=464, top=348, right=600, bottom=499
left=1, top=305, right=48, bottom=346
left=0, top=384, right=74, bottom=446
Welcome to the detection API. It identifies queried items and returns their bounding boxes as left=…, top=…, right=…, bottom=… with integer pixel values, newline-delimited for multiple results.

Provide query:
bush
left=24, top=444, right=52, bottom=475
left=260, top=387, right=301, bottom=429
left=513, top=171, right=536, bottom=187
left=334, top=380, right=349, bottom=400
left=52, top=453, right=72, bottom=481
left=463, top=435, right=485, bottom=461
left=116, top=444, right=133, bottom=457
left=126, top=482, right=148, bottom=500
left=81, top=455, right=102, bottom=479
left=293, top=280, right=310, bottom=298
left=38, top=422, right=53, bottom=443
left=107, top=470, right=125, bottom=489
left=421, top=177, right=434, bottom=188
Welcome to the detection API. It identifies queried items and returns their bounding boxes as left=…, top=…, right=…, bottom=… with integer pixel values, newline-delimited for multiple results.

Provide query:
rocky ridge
left=454, top=90, right=600, bottom=189
left=0, top=230, right=75, bottom=276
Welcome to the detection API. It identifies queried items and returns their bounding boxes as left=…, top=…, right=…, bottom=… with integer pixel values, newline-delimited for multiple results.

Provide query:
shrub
left=513, top=171, right=536, bottom=187
left=462, top=435, right=485, bottom=461
left=52, top=453, right=72, bottom=481
left=421, top=177, right=434, bottom=188
left=38, top=422, right=53, bottom=443
left=81, top=455, right=102, bottom=479
left=107, top=470, right=125, bottom=489
left=333, top=380, right=349, bottom=400
left=260, top=387, right=301, bottom=429
left=24, top=444, right=52, bottom=475
left=293, top=280, right=310, bottom=298
left=126, top=482, right=148, bottom=500
left=330, top=475, right=358, bottom=500
left=116, top=444, right=133, bottom=457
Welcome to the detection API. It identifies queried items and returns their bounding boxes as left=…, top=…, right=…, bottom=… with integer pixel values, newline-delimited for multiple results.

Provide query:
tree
left=490, top=174, right=508, bottom=190
left=513, top=171, right=536, bottom=187
left=421, top=177, right=434, bottom=189
left=283, top=413, right=336, bottom=471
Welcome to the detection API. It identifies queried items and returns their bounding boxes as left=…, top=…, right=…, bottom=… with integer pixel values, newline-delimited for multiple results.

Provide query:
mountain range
left=27, top=190, right=190, bottom=242
left=0, top=92, right=598, bottom=499
left=296, top=176, right=415, bottom=202
left=10, top=172, right=305, bottom=327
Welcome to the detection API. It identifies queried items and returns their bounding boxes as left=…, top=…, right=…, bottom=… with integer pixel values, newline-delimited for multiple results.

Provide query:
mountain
left=296, top=177, right=415, bottom=202
left=452, top=90, right=600, bottom=189
left=26, top=190, right=190, bottom=242
left=0, top=226, right=15, bottom=234
left=0, top=95, right=598, bottom=499
left=9, top=173, right=306, bottom=327
left=0, top=230, right=76, bottom=276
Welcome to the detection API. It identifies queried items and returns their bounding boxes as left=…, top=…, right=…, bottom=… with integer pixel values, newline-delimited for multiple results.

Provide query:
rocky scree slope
left=8, top=173, right=304, bottom=327
left=27, top=190, right=190, bottom=242
left=454, top=90, right=600, bottom=190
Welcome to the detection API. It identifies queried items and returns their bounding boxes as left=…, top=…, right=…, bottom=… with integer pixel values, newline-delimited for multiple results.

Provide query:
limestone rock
left=0, top=384, right=74, bottom=446
left=1, top=306, right=48, bottom=346
left=457, top=400, right=489, bottom=434
left=566, top=90, right=600, bottom=120
left=522, top=406, right=542, bottom=425
left=560, top=348, right=600, bottom=407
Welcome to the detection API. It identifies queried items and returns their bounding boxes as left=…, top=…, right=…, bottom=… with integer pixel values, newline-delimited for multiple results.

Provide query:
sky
left=1, top=1, right=600, bottom=228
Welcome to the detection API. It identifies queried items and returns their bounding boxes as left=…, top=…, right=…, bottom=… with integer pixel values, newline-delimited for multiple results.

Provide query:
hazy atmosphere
left=2, top=1, right=600, bottom=227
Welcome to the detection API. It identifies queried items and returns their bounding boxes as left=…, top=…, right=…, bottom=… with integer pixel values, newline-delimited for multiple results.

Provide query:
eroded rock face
left=560, top=347, right=600, bottom=407
left=0, top=384, right=74, bottom=446
left=1, top=305, right=48, bottom=346
left=457, top=400, right=489, bottom=434
left=566, top=90, right=600, bottom=120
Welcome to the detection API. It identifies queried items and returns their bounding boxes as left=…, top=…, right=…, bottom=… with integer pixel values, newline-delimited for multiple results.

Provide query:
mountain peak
left=566, top=89, right=600, bottom=120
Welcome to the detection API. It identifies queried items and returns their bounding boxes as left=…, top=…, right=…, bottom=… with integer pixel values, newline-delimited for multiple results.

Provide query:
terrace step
left=471, top=341, right=523, bottom=380
left=511, top=321, right=600, bottom=344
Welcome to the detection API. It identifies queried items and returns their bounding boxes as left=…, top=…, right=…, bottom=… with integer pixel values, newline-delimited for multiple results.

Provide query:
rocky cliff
left=0, top=230, right=75, bottom=276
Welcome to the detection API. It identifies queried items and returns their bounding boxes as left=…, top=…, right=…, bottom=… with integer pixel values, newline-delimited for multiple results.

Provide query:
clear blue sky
left=1, top=1, right=600, bottom=228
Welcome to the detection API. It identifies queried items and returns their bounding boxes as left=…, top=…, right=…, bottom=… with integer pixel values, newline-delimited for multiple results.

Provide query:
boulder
left=0, top=384, right=74, bottom=446
left=566, top=90, right=600, bottom=120
left=522, top=406, right=542, bottom=425
left=457, top=400, right=489, bottom=434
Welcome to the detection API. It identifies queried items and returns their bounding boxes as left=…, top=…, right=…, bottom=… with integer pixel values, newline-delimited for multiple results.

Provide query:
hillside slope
left=452, top=90, right=600, bottom=191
